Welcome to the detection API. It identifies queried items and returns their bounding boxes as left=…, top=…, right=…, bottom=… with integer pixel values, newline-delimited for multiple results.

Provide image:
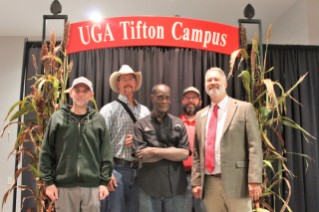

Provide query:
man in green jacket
left=39, top=76, right=113, bottom=212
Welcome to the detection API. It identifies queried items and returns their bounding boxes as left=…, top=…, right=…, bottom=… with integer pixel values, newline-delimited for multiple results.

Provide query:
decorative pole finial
left=244, top=4, right=255, bottom=20
left=50, top=0, right=62, bottom=15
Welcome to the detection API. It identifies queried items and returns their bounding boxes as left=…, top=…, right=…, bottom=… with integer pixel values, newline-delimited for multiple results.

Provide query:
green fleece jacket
left=39, top=105, right=113, bottom=187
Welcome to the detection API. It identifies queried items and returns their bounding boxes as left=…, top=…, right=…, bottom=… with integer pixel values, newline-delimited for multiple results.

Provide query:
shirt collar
left=211, top=95, right=229, bottom=111
left=151, top=111, right=169, bottom=123
left=179, top=114, right=196, bottom=126
left=118, top=94, right=138, bottom=106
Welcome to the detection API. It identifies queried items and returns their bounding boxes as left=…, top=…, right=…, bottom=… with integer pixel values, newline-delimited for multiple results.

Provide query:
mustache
left=182, top=104, right=201, bottom=115
left=208, top=85, right=221, bottom=90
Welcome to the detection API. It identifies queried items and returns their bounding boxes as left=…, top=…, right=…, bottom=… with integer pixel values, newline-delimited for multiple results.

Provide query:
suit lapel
left=221, top=98, right=238, bottom=138
left=200, top=106, right=209, bottom=142
left=199, top=106, right=209, bottom=155
left=199, top=99, right=238, bottom=152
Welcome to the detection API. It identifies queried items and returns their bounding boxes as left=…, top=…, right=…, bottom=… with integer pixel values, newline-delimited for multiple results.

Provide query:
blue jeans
left=100, top=165, right=139, bottom=212
left=182, top=173, right=206, bottom=212
left=140, top=187, right=185, bottom=212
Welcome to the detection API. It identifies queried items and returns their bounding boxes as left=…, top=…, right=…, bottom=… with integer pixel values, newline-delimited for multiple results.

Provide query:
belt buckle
left=130, top=161, right=138, bottom=169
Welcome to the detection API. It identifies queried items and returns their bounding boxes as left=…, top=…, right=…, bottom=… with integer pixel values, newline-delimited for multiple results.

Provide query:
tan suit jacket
left=191, top=97, right=263, bottom=198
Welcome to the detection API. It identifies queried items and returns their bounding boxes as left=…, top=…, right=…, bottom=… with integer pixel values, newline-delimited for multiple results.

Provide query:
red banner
left=67, top=16, right=239, bottom=55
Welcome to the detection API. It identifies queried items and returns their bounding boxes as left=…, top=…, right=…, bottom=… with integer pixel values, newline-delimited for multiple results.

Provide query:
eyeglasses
left=118, top=77, right=136, bottom=82
left=183, top=96, right=200, bottom=101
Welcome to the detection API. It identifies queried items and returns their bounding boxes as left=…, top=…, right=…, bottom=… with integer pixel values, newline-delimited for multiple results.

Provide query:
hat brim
left=109, top=71, right=142, bottom=93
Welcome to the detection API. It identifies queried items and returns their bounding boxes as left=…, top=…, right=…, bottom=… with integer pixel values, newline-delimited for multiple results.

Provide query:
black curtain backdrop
left=21, top=42, right=318, bottom=211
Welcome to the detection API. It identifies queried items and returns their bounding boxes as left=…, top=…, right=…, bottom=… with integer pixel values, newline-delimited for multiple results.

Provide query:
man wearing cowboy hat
left=100, top=64, right=150, bottom=212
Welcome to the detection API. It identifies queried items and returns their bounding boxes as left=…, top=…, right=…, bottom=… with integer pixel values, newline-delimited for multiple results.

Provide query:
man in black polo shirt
left=133, top=84, right=190, bottom=212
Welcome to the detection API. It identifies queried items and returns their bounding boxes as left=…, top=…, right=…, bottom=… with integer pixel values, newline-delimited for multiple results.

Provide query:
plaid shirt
left=100, top=95, right=150, bottom=161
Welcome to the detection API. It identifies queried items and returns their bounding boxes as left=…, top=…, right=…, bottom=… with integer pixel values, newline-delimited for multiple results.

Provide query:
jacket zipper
left=77, top=122, right=81, bottom=179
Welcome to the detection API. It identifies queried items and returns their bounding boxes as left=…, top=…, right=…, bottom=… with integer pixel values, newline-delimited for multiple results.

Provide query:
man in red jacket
left=179, top=86, right=205, bottom=212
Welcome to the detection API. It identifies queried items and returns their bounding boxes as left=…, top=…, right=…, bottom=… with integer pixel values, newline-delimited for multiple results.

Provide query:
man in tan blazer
left=191, top=67, right=263, bottom=212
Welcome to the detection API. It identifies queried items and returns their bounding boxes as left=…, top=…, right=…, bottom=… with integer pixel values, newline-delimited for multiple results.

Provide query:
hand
left=107, top=175, right=118, bottom=192
left=99, top=185, right=109, bottom=200
left=124, top=134, right=133, bottom=147
left=46, top=184, right=58, bottom=201
left=192, top=186, right=202, bottom=199
left=248, top=183, right=262, bottom=201
left=136, top=147, right=155, bottom=161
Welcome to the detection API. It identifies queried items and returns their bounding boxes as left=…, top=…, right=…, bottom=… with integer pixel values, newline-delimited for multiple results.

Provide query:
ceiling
left=1, top=0, right=297, bottom=38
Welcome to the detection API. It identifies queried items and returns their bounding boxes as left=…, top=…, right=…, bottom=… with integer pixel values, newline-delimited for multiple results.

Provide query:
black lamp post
left=42, top=0, right=68, bottom=41
left=238, top=4, right=263, bottom=69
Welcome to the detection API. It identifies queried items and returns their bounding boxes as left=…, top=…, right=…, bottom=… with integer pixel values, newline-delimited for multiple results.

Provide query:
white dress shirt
left=205, top=95, right=229, bottom=174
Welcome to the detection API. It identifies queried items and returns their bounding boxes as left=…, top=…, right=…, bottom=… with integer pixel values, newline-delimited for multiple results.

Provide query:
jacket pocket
left=235, top=160, right=248, bottom=168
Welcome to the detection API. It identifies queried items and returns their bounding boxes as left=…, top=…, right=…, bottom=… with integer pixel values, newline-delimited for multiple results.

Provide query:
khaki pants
left=203, top=176, right=252, bottom=212
left=54, top=187, right=100, bottom=212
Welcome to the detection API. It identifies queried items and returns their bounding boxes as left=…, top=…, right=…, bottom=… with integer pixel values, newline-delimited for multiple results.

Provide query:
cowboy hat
left=109, top=65, right=142, bottom=93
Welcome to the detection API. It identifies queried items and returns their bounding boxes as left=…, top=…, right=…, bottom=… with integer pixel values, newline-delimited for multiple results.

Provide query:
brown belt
left=113, top=157, right=139, bottom=169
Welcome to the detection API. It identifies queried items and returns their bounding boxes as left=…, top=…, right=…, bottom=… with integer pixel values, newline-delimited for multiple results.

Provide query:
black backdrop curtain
left=67, top=46, right=232, bottom=114
left=21, top=42, right=318, bottom=211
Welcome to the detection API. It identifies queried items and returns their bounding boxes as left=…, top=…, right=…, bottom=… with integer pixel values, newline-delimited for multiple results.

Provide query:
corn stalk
left=230, top=25, right=315, bottom=212
left=1, top=23, right=72, bottom=212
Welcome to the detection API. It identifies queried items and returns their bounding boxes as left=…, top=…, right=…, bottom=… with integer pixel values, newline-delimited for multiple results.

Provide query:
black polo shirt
left=133, top=113, right=190, bottom=197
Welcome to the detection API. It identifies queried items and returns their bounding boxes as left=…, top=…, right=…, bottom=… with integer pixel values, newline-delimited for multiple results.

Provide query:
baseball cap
left=71, top=76, right=93, bottom=92
left=183, top=86, right=200, bottom=96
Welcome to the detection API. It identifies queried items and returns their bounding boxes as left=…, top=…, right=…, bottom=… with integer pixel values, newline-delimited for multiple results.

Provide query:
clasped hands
left=135, top=147, right=155, bottom=161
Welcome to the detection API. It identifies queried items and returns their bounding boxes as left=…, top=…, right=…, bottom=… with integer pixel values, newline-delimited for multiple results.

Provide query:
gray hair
left=205, top=67, right=227, bottom=82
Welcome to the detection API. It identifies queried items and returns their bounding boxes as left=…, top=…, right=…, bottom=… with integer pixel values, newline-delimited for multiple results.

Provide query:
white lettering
left=120, top=21, right=130, bottom=40
left=78, top=26, right=90, bottom=45
left=182, top=27, right=190, bottom=41
left=136, top=21, right=142, bottom=39
left=120, top=20, right=164, bottom=40
left=78, top=22, right=115, bottom=45
left=91, top=24, right=102, bottom=43
left=203, top=31, right=211, bottom=48
left=156, top=26, right=164, bottom=39
left=171, top=22, right=182, bottom=40
left=211, top=32, right=220, bottom=45
left=103, top=24, right=115, bottom=41
left=191, top=29, right=203, bottom=42
left=148, top=26, right=156, bottom=39
left=171, top=22, right=228, bottom=48
left=220, top=34, right=227, bottom=46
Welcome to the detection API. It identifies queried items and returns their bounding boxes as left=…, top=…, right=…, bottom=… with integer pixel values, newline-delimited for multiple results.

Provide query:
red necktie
left=205, top=104, right=218, bottom=173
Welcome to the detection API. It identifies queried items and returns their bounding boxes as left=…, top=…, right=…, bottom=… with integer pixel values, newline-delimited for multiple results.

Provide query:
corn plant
left=1, top=23, right=72, bottom=212
left=229, top=25, right=315, bottom=212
